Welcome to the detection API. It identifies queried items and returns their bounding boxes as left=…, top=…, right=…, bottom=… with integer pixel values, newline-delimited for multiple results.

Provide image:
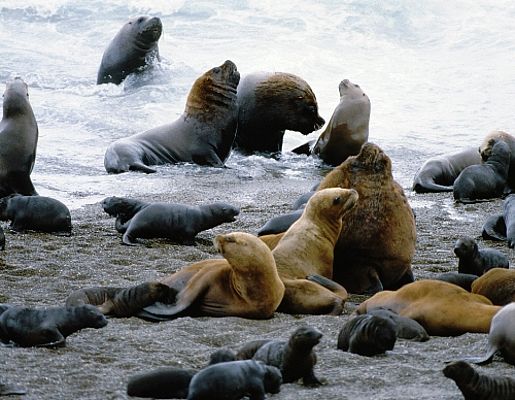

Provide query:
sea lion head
left=305, top=188, right=358, bottom=222
left=453, top=237, right=478, bottom=259
left=348, top=315, right=397, bottom=356
left=479, top=130, right=513, bottom=161
left=208, top=202, right=240, bottom=223
left=3, top=77, right=30, bottom=116
left=442, top=361, right=475, bottom=382
left=74, top=304, right=109, bottom=329
left=127, top=16, right=162, bottom=48
left=214, top=231, right=275, bottom=269
left=350, top=142, right=392, bottom=174
left=208, top=348, right=237, bottom=365
left=339, top=79, right=370, bottom=102
left=289, top=325, right=323, bottom=350
left=263, top=365, right=282, bottom=394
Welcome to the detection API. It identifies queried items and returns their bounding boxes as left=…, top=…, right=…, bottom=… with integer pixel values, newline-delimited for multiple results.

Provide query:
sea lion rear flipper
left=128, top=162, right=157, bottom=174
left=482, top=214, right=506, bottom=241
left=35, top=329, right=66, bottom=348
left=290, top=139, right=316, bottom=155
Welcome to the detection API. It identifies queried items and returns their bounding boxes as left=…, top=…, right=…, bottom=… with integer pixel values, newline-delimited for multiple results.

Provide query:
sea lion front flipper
left=192, top=151, right=225, bottom=168
left=115, top=217, right=131, bottom=233
left=290, top=139, right=316, bottom=156
left=0, top=381, right=27, bottom=396
left=128, top=162, right=157, bottom=174
left=34, top=329, right=66, bottom=348
left=482, top=214, right=506, bottom=241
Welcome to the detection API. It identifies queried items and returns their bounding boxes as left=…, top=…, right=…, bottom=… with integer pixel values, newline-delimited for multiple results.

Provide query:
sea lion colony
left=1, top=14, right=515, bottom=400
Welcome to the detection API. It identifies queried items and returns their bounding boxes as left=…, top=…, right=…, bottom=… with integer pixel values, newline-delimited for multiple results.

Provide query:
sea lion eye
left=213, top=67, right=221, bottom=74
left=333, top=196, right=342, bottom=205
left=137, top=17, right=145, bottom=23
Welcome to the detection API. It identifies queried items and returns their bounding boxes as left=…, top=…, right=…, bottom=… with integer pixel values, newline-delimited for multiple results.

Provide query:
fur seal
left=471, top=268, right=515, bottom=306
left=355, top=280, right=501, bottom=336
left=126, top=348, right=236, bottom=399
left=482, top=193, right=515, bottom=248
left=65, top=281, right=172, bottom=318
left=318, top=142, right=416, bottom=294
left=412, top=147, right=482, bottom=193
left=453, top=141, right=510, bottom=203
left=187, top=360, right=282, bottom=400
left=0, top=195, right=71, bottom=233
left=272, top=188, right=359, bottom=315
left=117, top=201, right=239, bottom=246
left=454, top=236, right=509, bottom=275
left=104, top=60, right=240, bottom=173
left=141, top=232, right=285, bottom=320
left=233, top=72, right=325, bottom=155
left=310, top=79, right=371, bottom=166
left=479, top=130, right=515, bottom=191
left=433, top=272, right=478, bottom=292
left=443, top=361, right=515, bottom=400
left=243, top=325, right=323, bottom=387
left=97, top=16, right=162, bottom=85
left=367, top=308, right=429, bottom=341
left=337, top=314, right=397, bottom=356
left=0, top=304, right=107, bottom=347
left=0, top=77, right=38, bottom=198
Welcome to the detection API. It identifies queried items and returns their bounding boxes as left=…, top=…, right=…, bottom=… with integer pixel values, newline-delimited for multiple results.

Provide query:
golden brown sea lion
left=140, top=232, right=285, bottom=320
left=471, top=268, right=515, bottom=306
left=355, top=280, right=501, bottom=336
left=479, top=130, right=515, bottom=191
left=317, top=142, right=416, bottom=294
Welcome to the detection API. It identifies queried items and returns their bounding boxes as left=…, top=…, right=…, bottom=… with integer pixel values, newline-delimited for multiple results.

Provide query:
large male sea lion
left=140, top=232, right=285, bottom=320
left=453, top=141, right=510, bottom=203
left=412, top=147, right=481, bottom=193
left=0, top=77, right=38, bottom=198
left=479, top=130, right=515, bottom=191
left=453, top=236, right=509, bottom=275
left=310, top=79, right=371, bottom=166
left=318, top=142, right=416, bottom=294
left=471, top=268, right=515, bottom=306
left=97, top=16, right=162, bottom=85
left=482, top=194, right=515, bottom=248
left=104, top=60, right=240, bottom=173
left=233, top=72, right=325, bottom=155
left=355, top=280, right=501, bottom=336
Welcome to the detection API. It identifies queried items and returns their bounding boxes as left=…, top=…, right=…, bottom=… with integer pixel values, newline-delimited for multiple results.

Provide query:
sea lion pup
left=480, top=129, right=515, bottom=191
left=0, top=304, right=107, bottom=347
left=101, top=196, right=149, bottom=233
left=0, top=195, right=72, bottom=233
left=471, top=268, right=515, bottom=306
left=65, top=281, right=172, bottom=318
left=412, top=147, right=482, bottom=193
left=453, top=141, right=510, bottom=203
left=126, top=348, right=236, bottom=399
left=0, top=77, right=38, bottom=198
left=355, top=280, right=501, bottom=336
left=187, top=360, right=282, bottom=400
left=318, top=142, right=416, bottom=294
left=272, top=188, right=359, bottom=315
left=453, top=236, right=509, bottom=276
left=237, top=325, right=323, bottom=387
left=233, top=72, right=325, bottom=155
left=310, top=79, right=371, bottom=166
left=443, top=361, right=515, bottom=400
left=433, top=272, right=478, bottom=292
left=104, top=60, right=240, bottom=173
left=120, top=201, right=240, bottom=246
left=367, top=308, right=429, bottom=341
left=337, top=314, right=397, bottom=356
left=482, top=194, right=515, bottom=248
left=97, top=16, right=162, bottom=85
left=140, top=232, right=285, bottom=320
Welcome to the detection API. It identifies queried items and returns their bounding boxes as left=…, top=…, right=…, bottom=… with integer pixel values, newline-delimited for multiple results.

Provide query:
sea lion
left=65, top=281, right=172, bottom=318
left=140, top=232, right=285, bottom=320
left=479, top=129, right=515, bottom=191
left=0, top=195, right=71, bottom=233
left=453, top=140, right=510, bottom=203
left=126, top=348, right=236, bottom=399
left=187, top=360, right=282, bottom=400
left=101, top=196, right=149, bottom=233
left=412, top=147, right=482, bottom=193
left=433, top=272, right=478, bottom=292
left=482, top=193, right=515, bottom=248
left=0, top=304, right=107, bottom=347
left=471, top=268, right=515, bottom=306
left=256, top=209, right=302, bottom=236
left=337, top=314, right=397, bottom=356
left=453, top=236, right=509, bottom=275
left=367, top=308, right=429, bottom=341
left=233, top=72, right=325, bottom=155
left=242, top=325, right=323, bottom=387
left=97, top=16, right=162, bottom=85
left=104, top=60, right=240, bottom=173
left=0, top=225, right=4, bottom=251
left=0, top=77, right=38, bottom=198
left=310, top=79, right=371, bottom=166
left=443, top=361, right=515, bottom=400
left=318, top=142, right=416, bottom=294
left=119, top=201, right=239, bottom=245
left=272, top=188, right=359, bottom=315
left=355, top=280, right=501, bottom=336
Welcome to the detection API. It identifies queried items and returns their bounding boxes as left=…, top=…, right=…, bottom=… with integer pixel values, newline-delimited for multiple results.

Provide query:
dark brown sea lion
left=311, top=79, right=371, bottom=166
left=471, top=268, right=515, bottom=306
left=141, top=232, right=285, bottom=320
left=104, top=60, right=239, bottom=173
left=187, top=360, right=282, bottom=400
left=454, top=236, right=509, bottom=275
left=65, top=281, right=172, bottom=318
left=97, top=16, right=162, bottom=85
left=318, top=142, right=416, bottom=294
left=0, top=77, right=38, bottom=198
left=453, top=141, right=510, bottom=203
left=234, top=72, right=325, bottom=155
left=0, top=304, right=107, bottom=347
left=355, top=280, right=501, bottom=336
left=337, top=314, right=397, bottom=356
left=412, top=147, right=481, bottom=193
left=482, top=194, right=515, bottom=248
left=479, top=129, right=515, bottom=191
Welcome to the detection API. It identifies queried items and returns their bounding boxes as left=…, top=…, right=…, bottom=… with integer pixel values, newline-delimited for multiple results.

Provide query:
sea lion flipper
left=6, top=172, right=38, bottom=196
left=0, top=382, right=27, bottom=396
left=482, top=214, right=506, bottom=241
left=34, top=329, right=66, bottom=348
left=290, top=139, right=316, bottom=156
left=128, top=162, right=157, bottom=174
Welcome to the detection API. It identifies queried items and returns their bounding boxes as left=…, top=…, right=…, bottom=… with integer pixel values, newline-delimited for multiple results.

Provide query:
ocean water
left=1, top=0, right=515, bottom=209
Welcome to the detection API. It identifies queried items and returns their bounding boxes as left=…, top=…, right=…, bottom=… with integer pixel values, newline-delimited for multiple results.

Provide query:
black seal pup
left=367, top=307, right=429, bottom=341
left=482, top=193, right=515, bottom=248
left=453, top=236, right=509, bottom=275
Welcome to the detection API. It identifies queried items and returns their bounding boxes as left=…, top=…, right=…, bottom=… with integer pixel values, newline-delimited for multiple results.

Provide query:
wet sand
left=1, top=160, right=514, bottom=400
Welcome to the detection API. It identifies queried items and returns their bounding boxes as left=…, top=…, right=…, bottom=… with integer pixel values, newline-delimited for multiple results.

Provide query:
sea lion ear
left=333, top=196, right=342, bottom=205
